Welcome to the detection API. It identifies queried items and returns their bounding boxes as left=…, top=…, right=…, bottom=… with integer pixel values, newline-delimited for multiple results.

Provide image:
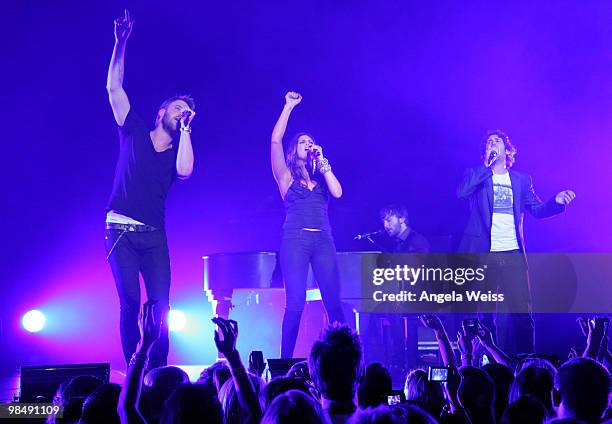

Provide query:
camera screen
left=463, top=318, right=477, bottom=328
left=387, top=395, right=401, bottom=405
left=429, top=367, right=449, bottom=382
left=482, top=354, right=490, bottom=366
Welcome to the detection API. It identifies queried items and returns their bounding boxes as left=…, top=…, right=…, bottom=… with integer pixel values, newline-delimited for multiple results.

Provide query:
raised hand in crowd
left=419, top=314, right=456, bottom=367
left=419, top=314, right=444, bottom=333
left=443, top=364, right=463, bottom=415
left=248, top=350, right=266, bottom=378
left=212, top=317, right=239, bottom=360
left=577, top=316, right=590, bottom=338
left=568, top=346, right=580, bottom=359
left=138, top=300, right=162, bottom=353
left=119, top=300, right=161, bottom=424
left=476, top=322, right=512, bottom=368
left=211, top=317, right=262, bottom=423
left=457, top=329, right=476, bottom=367
left=579, top=316, right=611, bottom=367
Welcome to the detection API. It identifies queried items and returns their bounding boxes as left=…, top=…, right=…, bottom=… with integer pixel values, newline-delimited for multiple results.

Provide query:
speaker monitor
left=266, top=358, right=306, bottom=379
left=20, top=363, right=110, bottom=403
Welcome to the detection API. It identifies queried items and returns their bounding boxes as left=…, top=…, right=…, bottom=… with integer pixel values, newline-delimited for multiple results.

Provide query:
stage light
left=168, top=309, right=186, bottom=332
left=22, top=310, right=46, bottom=333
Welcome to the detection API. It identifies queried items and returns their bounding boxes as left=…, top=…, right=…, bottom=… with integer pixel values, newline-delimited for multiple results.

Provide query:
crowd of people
left=48, top=304, right=611, bottom=424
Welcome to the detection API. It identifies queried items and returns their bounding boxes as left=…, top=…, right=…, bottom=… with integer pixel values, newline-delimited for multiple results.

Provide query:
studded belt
left=105, top=222, right=158, bottom=232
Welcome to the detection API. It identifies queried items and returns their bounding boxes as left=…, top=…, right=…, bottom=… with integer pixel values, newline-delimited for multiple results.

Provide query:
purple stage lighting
left=22, top=310, right=46, bottom=333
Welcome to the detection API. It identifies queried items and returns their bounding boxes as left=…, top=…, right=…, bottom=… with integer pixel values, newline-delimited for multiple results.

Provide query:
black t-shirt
left=106, top=110, right=178, bottom=229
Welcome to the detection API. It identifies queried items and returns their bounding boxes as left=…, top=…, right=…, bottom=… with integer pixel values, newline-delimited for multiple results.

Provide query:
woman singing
left=271, top=91, right=345, bottom=358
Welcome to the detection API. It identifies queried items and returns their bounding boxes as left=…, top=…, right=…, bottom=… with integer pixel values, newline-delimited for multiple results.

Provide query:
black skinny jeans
left=279, top=229, right=345, bottom=358
left=479, top=250, right=535, bottom=355
left=105, top=228, right=170, bottom=369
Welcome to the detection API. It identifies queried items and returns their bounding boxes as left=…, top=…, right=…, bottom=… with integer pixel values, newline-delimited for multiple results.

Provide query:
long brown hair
left=285, top=132, right=318, bottom=183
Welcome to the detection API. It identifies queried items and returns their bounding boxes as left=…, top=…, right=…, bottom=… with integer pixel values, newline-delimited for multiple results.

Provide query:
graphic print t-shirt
left=490, top=172, right=519, bottom=251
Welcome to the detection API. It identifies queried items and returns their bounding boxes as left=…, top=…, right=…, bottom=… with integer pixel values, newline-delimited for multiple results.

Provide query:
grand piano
left=202, top=251, right=431, bottom=372
left=203, top=250, right=610, bottom=319
left=202, top=251, right=610, bottom=376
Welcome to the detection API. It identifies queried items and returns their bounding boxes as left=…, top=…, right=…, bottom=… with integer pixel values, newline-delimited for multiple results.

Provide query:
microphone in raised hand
left=180, top=109, right=195, bottom=130
left=308, top=145, right=322, bottom=160
left=486, top=149, right=499, bottom=167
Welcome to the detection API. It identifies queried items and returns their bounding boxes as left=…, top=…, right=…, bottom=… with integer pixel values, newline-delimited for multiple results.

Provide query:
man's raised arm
left=106, top=9, right=134, bottom=126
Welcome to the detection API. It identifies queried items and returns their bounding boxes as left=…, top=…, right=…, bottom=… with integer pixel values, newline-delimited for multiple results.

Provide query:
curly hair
left=480, top=129, right=517, bottom=168
left=379, top=204, right=409, bottom=224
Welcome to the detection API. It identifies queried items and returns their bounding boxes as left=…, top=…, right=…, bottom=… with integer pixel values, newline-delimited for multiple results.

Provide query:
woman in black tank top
left=270, top=92, right=346, bottom=358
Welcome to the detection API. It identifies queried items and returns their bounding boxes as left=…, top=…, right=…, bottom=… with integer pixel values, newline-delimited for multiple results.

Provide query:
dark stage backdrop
left=2, top=1, right=611, bottom=369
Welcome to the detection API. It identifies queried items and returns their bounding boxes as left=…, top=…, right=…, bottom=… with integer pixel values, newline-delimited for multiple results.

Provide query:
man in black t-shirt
left=104, top=10, right=196, bottom=369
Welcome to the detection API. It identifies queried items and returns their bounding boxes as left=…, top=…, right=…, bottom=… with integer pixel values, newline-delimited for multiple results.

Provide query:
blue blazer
left=457, top=164, right=565, bottom=254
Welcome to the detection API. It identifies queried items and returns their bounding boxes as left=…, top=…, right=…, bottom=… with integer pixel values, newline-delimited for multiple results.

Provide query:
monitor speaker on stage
left=266, top=358, right=306, bottom=379
left=20, top=363, right=110, bottom=403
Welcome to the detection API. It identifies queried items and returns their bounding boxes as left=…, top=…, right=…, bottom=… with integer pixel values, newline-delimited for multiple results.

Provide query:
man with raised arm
left=104, top=10, right=196, bottom=369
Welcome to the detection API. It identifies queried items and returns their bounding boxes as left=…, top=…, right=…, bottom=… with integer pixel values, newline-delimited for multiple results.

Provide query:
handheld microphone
left=487, top=150, right=499, bottom=167
left=307, top=147, right=321, bottom=159
left=354, top=230, right=383, bottom=240
left=181, top=110, right=192, bottom=120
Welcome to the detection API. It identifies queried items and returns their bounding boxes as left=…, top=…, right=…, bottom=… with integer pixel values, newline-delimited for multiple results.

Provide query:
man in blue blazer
left=457, top=130, right=575, bottom=354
